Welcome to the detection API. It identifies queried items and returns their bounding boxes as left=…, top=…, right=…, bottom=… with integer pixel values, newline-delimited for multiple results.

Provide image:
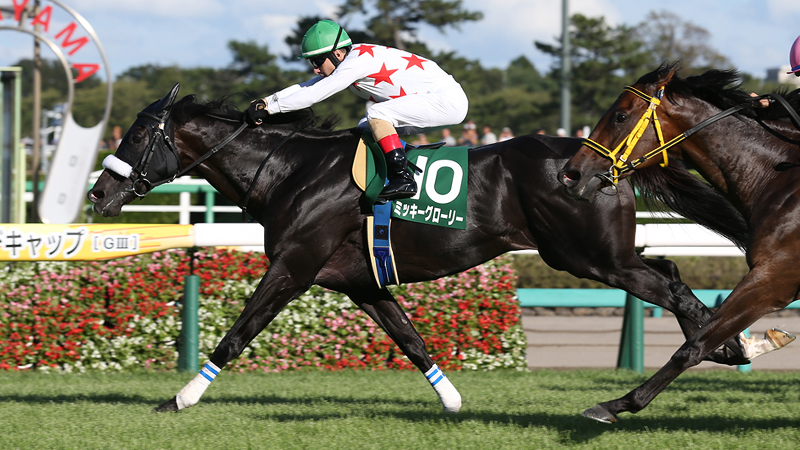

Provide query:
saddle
left=351, top=136, right=445, bottom=289
left=352, top=136, right=445, bottom=204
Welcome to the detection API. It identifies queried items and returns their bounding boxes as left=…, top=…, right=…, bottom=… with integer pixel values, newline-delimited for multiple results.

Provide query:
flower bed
left=0, top=249, right=526, bottom=373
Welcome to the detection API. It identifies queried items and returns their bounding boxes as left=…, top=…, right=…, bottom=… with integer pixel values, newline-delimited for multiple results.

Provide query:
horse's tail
left=631, top=163, right=749, bottom=251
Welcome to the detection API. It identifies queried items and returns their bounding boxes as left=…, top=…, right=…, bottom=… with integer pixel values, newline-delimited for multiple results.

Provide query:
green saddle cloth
left=362, top=134, right=469, bottom=230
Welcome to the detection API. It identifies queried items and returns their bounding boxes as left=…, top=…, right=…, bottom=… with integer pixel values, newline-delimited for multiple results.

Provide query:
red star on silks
left=389, top=87, right=408, bottom=99
left=367, top=63, right=398, bottom=86
left=369, top=95, right=378, bottom=102
left=402, top=54, right=427, bottom=70
left=353, top=44, right=375, bottom=57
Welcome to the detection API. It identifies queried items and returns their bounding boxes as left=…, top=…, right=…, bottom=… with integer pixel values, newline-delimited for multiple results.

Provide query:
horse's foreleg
left=154, top=263, right=311, bottom=412
left=347, top=287, right=462, bottom=413
left=640, top=257, right=795, bottom=363
left=584, top=268, right=797, bottom=423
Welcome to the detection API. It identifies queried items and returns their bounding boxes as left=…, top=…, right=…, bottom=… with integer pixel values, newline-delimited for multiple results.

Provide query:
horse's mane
left=640, top=62, right=800, bottom=122
left=631, top=162, right=749, bottom=251
left=169, top=94, right=341, bottom=131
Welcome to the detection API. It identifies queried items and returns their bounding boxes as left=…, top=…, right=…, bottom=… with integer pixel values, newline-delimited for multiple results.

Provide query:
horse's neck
left=684, top=109, right=799, bottom=210
left=180, top=123, right=354, bottom=217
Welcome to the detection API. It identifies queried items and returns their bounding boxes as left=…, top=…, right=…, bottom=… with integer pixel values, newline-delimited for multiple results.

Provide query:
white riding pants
left=357, top=82, right=469, bottom=136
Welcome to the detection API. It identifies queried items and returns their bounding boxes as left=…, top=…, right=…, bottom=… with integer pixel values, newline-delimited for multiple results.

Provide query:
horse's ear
left=661, top=63, right=680, bottom=86
left=165, top=83, right=180, bottom=107
left=152, top=83, right=181, bottom=116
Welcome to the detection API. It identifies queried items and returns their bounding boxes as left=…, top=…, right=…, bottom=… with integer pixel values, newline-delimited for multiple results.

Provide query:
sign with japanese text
left=391, top=147, right=468, bottom=230
left=0, top=224, right=193, bottom=261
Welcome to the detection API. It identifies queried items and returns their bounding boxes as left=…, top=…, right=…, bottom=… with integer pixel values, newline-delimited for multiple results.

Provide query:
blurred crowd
left=412, top=121, right=590, bottom=148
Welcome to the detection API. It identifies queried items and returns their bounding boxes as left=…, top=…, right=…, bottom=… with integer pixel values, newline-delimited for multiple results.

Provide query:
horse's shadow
left=198, top=393, right=800, bottom=440
left=4, top=390, right=798, bottom=443
left=0, top=392, right=154, bottom=405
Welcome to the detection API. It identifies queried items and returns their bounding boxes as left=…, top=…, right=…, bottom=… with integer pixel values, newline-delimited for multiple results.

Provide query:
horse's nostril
left=558, top=170, right=581, bottom=187
left=88, top=189, right=105, bottom=202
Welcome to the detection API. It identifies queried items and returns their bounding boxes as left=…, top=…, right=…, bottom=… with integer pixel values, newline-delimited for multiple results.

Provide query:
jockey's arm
left=265, top=63, right=362, bottom=114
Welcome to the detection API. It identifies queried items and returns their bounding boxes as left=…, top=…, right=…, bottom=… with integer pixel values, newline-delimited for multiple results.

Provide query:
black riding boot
left=379, top=148, right=418, bottom=200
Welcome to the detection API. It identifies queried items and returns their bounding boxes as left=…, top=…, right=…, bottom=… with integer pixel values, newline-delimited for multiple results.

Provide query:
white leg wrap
left=175, top=362, right=221, bottom=410
left=740, top=329, right=796, bottom=360
left=424, top=364, right=461, bottom=413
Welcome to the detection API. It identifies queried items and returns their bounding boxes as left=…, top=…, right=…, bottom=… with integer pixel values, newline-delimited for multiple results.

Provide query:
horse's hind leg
left=346, top=287, right=462, bottom=413
left=546, top=246, right=752, bottom=365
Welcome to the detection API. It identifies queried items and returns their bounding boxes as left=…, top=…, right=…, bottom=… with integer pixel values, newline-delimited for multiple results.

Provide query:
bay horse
left=558, top=62, right=799, bottom=423
left=88, top=83, right=772, bottom=414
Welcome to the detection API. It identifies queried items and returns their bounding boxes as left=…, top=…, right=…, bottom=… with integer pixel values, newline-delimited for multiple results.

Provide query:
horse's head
left=558, top=64, right=680, bottom=201
left=87, top=83, right=182, bottom=217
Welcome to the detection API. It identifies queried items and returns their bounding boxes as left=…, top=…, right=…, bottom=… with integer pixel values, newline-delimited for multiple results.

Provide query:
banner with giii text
left=0, top=224, right=193, bottom=261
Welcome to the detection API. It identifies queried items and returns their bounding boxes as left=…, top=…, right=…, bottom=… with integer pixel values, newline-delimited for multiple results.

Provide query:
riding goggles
left=309, top=55, right=328, bottom=69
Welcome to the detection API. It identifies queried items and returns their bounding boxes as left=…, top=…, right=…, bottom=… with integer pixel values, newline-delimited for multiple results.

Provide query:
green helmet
left=299, top=20, right=352, bottom=59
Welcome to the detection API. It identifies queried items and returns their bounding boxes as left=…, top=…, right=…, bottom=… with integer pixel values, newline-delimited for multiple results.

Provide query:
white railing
left=189, top=223, right=741, bottom=257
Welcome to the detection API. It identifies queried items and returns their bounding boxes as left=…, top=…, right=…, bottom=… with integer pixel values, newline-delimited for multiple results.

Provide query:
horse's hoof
left=442, top=402, right=461, bottom=414
left=741, top=328, right=796, bottom=359
left=766, top=328, right=796, bottom=349
left=582, top=404, right=617, bottom=423
left=152, top=397, right=179, bottom=413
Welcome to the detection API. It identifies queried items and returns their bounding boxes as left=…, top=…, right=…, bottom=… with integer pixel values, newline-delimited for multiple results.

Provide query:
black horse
left=559, top=63, right=798, bottom=422
left=88, top=84, right=764, bottom=413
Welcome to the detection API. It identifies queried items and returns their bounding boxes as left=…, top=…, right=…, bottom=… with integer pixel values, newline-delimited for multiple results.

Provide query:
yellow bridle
left=581, top=86, right=671, bottom=184
left=581, top=84, right=750, bottom=186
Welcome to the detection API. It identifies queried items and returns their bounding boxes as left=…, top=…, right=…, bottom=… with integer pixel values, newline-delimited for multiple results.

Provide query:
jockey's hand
left=245, top=99, right=268, bottom=127
left=750, top=92, right=770, bottom=108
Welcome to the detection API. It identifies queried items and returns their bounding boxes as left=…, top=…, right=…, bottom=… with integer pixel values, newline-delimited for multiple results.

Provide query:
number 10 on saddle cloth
left=360, top=140, right=469, bottom=230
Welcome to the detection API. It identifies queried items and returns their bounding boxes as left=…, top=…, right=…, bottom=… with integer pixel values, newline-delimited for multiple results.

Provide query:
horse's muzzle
left=557, top=169, right=607, bottom=201
left=87, top=182, right=132, bottom=217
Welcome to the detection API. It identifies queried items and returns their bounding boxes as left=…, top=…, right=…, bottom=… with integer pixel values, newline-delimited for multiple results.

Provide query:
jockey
left=751, top=34, right=800, bottom=107
left=788, top=34, right=800, bottom=77
left=245, top=19, right=469, bottom=200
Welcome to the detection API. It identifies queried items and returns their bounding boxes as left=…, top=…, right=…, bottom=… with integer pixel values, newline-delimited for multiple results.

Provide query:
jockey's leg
left=369, top=118, right=417, bottom=200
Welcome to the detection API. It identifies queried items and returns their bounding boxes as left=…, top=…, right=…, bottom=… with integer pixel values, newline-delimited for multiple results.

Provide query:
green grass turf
left=1, top=369, right=799, bottom=449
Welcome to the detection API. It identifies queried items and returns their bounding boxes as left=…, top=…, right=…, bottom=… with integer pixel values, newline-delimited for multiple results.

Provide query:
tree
left=337, top=0, right=483, bottom=50
left=226, top=40, right=305, bottom=103
left=634, top=11, right=732, bottom=76
left=535, top=13, right=652, bottom=130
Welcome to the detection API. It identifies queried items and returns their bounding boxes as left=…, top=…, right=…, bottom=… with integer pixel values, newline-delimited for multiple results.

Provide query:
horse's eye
left=615, top=113, right=628, bottom=124
left=130, top=134, right=144, bottom=144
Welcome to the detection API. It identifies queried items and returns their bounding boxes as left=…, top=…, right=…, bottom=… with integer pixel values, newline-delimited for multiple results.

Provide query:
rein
left=582, top=85, right=747, bottom=185
left=171, top=122, right=248, bottom=180
left=103, top=113, right=299, bottom=221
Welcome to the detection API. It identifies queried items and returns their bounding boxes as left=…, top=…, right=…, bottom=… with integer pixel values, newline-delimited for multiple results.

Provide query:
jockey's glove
left=244, top=99, right=268, bottom=127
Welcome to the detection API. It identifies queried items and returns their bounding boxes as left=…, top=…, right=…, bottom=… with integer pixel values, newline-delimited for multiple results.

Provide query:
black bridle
left=126, top=109, right=184, bottom=197
left=103, top=109, right=297, bottom=220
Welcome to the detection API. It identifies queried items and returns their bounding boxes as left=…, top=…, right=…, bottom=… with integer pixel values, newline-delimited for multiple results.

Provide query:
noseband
left=103, top=110, right=182, bottom=197
left=102, top=111, right=299, bottom=222
left=582, top=85, right=747, bottom=186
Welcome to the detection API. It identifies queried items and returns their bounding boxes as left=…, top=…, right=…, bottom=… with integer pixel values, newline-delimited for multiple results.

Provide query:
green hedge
left=0, top=250, right=526, bottom=373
